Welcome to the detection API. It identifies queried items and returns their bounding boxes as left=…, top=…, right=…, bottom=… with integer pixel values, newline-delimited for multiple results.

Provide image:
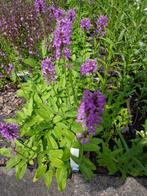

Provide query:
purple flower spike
left=41, top=58, right=56, bottom=83
left=96, top=15, right=108, bottom=36
left=80, top=59, right=97, bottom=75
left=80, top=18, right=91, bottom=31
left=53, top=9, right=75, bottom=60
left=77, top=90, right=106, bottom=136
left=0, top=122, right=19, bottom=141
left=35, top=0, right=46, bottom=14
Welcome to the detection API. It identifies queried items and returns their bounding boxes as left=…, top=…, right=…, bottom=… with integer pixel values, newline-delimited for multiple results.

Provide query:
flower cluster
left=77, top=90, right=106, bottom=143
left=80, top=18, right=91, bottom=31
left=53, top=9, right=76, bottom=60
left=0, top=122, right=19, bottom=141
left=80, top=59, right=97, bottom=75
left=96, top=15, right=108, bottom=36
left=35, top=0, right=46, bottom=14
left=0, top=0, right=52, bottom=56
left=41, top=58, right=56, bottom=83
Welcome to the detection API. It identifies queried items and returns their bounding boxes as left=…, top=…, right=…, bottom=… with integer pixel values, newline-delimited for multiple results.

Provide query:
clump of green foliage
left=0, top=0, right=147, bottom=192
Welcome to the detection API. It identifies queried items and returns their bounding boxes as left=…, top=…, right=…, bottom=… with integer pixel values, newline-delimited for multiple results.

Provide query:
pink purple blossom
left=66, top=9, right=76, bottom=22
left=77, top=90, right=106, bottom=142
left=0, top=122, right=19, bottom=141
left=53, top=9, right=76, bottom=60
left=80, top=59, right=97, bottom=75
left=41, top=58, right=56, bottom=83
left=96, top=15, right=108, bottom=36
left=35, top=0, right=46, bottom=14
left=49, top=6, right=64, bottom=20
left=80, top=18, right=91, bottom=31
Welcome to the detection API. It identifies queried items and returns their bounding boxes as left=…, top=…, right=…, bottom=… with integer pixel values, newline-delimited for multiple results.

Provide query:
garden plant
left=0, top=0, right=147, bottom=192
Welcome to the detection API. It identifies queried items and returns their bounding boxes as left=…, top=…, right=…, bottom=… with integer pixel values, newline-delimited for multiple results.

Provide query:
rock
left=0, top=168, right=146, bottom=196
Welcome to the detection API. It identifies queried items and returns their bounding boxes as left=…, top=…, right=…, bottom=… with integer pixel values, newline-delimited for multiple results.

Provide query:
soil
left=0, top=83, right=23, bottom=120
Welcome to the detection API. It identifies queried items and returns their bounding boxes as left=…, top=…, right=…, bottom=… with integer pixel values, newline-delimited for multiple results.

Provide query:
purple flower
left=53, top=9, right=75, bottom=60
left=80, top=59, right=97, bottom=75
left=80, top=18, right=91, bottom=31
left=77, top=90, right=106, bottom=136
left=66, top=9, right=76, bottom=22
left=41, top=58, right=56, bottom=83
left=35, top=0, right=46, bottom=14
left=49, top=6, right=64, bottom=20
left=96, top=15, right=108, bottom=36
left=0, top=122, right=19, bottom=141
left=64, top=48, right=71, bottom=60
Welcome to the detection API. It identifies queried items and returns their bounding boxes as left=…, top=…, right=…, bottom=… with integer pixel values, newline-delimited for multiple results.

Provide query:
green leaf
left=56, top=122, right=68, bottom=129
left=0, top=147, right=11, bottom=157
left=79, top=162, right=94, bottom=181
left=71, top=122, right=83, bottom=133
left=23, top=57, right=38, bottom=67
left=50, top=158, right=63, bottom=168
left=23, top=97, right=33, bottom=116
left=83, top=143, right=99, bottom=152
left=48, top=150, right=63, bottom=159
left=56, top=165, right=68, bottom=191
left=82, top=157, right=96, bottom=170
left=15, top=161, right=27, bottom=180
left=34, top=93, right=42, bottom=104
left=53, top=115, right=62, bottom=124
left=47, top=135, right=58, bottom=149
left=37, top=104, right=53, bottom=120
left=44, top=167, right=54, bottom=188
left=33, top=163, right=47, bottom=182
left=6, top=156, right=21, bottom=170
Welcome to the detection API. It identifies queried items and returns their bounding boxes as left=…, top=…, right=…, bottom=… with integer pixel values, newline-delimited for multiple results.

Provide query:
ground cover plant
left=0, top=0, right=147, bottom=192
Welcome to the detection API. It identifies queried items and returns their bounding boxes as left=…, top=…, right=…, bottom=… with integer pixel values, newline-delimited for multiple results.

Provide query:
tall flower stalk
left=77, top=90, right=106, bottom=143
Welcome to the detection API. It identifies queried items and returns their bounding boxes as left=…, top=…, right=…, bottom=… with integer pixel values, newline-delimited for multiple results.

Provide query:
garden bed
left=0, top=0, right=147, bottom=193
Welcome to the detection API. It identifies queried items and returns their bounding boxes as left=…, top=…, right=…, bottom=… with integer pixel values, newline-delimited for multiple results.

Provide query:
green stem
left=69, top=70, right=77, bottom=104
